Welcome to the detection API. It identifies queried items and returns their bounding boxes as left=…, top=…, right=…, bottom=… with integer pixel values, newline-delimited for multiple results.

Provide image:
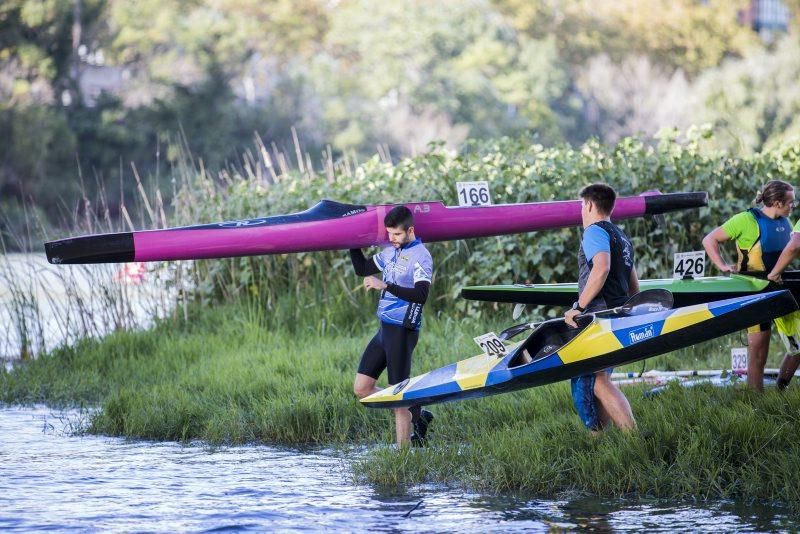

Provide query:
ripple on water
left=0, top=406, right=797, bottom=532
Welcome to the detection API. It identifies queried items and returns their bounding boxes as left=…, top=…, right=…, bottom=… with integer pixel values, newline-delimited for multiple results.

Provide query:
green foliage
left=493, top=0, right=759, bottom=75
left=694, top=36, right=800, bottom=153
left=354, top=383, right=800, bottom=503
left=165, top=133, right=800, bottom=321
left=313, top=0, right=568, bottom=153
left=3, top=296, right=799, bottom=502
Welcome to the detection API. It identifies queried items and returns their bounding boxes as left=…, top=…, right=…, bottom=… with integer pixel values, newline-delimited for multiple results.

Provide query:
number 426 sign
left=673, top=251, right=705, bottom=279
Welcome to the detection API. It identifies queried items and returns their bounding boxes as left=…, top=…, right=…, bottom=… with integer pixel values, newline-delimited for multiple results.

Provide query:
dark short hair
left=579, top=183, right=616, bottom=215
left=385, top=205, right=414, bottom=230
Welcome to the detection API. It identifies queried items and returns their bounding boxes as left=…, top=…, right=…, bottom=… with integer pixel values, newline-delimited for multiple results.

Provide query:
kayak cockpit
left=508, top=317, right=590, bottom=368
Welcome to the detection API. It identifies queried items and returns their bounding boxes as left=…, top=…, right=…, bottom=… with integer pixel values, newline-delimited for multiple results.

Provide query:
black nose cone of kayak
left=45, top=232, right=135, bottom=264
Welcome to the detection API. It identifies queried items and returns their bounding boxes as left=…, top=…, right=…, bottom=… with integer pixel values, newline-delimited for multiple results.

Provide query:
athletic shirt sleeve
left=582, top=225, right=610, bottom=262
left=373, top=248, right=389, bottom=271
left=413, top=250, right=433, bottom=283
left=721, top=211, right=759, bottom=249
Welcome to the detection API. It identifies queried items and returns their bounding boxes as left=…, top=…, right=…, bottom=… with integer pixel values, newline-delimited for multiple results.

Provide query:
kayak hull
left=44, top=192, right=706, bottom=264
left=461, top=273, right=800, bottom=307
left=361, top=290, right=798, bottom=408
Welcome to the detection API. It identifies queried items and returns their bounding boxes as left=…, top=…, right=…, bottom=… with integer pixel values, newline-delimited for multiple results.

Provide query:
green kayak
left=460, top=272, right=800, bottom=307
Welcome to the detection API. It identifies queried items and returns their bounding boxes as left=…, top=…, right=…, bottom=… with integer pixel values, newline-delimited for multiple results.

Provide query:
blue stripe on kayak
left=708, top=291, right=772, bottom=317
left=504, top=353, right=565, bottom=380
left=404, top=380, right=464, bottom=400
left=612, top=320, right=665, bottom=347
left=403, top=363, right=458, bottom=393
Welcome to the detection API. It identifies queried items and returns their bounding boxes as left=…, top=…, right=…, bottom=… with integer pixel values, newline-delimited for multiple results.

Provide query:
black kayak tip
left=45, top=232, right=135, bottom=264
left=643, top=192, right=708, bottom=214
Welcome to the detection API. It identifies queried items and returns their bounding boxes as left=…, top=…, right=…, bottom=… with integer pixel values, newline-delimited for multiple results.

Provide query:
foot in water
left=410, top=408, right=434, bottom=447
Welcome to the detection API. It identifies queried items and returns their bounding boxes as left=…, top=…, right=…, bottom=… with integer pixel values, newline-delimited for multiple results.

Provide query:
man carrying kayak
left=564, top=183, right=639, bottom=432
left=703, top=180, right=797, bottom=391
left=349, top=206, right=434, bottom=446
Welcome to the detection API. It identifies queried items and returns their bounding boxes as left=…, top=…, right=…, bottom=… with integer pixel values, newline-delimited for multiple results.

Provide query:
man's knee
left=353, top=383, right=372, bottom=399
left=353, top=374, right=376, bottom=399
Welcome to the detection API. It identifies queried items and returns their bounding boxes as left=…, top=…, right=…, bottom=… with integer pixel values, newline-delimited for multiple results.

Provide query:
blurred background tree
left=1, top=0, right=798, bottom=247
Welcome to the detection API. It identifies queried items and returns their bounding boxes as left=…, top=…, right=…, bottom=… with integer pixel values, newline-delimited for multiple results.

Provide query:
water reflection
left=0, top=407, right=796, bottom=532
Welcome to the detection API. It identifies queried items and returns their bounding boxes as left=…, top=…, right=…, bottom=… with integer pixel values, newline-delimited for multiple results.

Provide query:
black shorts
left=358, top=323, right=419, bottom=385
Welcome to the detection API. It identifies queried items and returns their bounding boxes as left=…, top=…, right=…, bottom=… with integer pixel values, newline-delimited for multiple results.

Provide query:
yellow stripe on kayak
left=361, top=373, right=429, bottom=404
left=661, top=304, right=713, bottom=335
left=558, top=320, right=623, bottom=364
left=454, top=351, right=513, bottom=390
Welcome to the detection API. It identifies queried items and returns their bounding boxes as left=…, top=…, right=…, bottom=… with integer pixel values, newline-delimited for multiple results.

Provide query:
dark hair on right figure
left=384, top=205, right=415, bottom=230
left=755, top=180, right=794, bottom=207
left=579, top=183, right=617, bottom=215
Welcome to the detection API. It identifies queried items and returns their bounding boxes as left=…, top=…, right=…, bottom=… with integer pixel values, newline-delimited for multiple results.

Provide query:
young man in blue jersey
left=349, top=206, right=434, bottom=447
left=564, top=183, right=639, bottom=433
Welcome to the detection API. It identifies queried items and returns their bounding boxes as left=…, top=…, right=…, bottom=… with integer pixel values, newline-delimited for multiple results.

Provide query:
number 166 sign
left=456, top=181, right=492, bottom=206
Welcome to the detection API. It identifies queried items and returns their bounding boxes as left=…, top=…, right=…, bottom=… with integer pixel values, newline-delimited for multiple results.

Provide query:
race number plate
left=473, top=332, right=508, bottom=358
left=731, top=347, right=748, bottom=371
left=673, top=251, right=705, bottom=279
left=456, top=181, right=492, bottom=206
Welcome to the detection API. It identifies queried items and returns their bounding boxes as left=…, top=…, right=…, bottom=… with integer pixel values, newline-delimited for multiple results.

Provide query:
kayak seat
left=532, top=343, right=560, bottom=360
left=510, top=322, right=587, bottom=367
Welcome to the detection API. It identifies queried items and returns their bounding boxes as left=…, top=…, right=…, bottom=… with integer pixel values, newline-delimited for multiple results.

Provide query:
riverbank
left=3, top=301, right=800, bottom=503
left=6, top=406, right=795, bottom=531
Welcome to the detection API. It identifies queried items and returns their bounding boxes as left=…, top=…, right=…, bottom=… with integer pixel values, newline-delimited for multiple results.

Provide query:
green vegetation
left=4, top=0, right=800, bottom=502
left=2, top=296, right=798, bottom=502
left=166, top=133, right=800, bottom=319
left=3, top=126, right=800, bottom=501
left=3, top=1, right=800, bottom=247
left=356, top=384, right=800, bottom=502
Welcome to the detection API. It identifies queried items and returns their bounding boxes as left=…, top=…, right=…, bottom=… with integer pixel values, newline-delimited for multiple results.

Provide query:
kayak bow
left=45, top=192, right=706, bottom=264
left=361, top=290, right=798, bottom=408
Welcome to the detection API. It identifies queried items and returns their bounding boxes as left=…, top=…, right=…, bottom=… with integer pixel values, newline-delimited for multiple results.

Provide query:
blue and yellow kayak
left=361, top=290, right=798, bottom=409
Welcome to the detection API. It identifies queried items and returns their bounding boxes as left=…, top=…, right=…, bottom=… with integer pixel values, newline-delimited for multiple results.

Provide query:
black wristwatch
left=572, top=302, right=585, bottom=313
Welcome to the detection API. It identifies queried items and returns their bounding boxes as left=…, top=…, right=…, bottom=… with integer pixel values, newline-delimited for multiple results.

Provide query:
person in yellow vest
left=767, top=217, right=800, bottom=389
left=703, top=180, right=796, bottom=391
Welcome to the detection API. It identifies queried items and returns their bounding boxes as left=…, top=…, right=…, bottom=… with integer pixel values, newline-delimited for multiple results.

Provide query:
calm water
left=0, top=253, right=171, bottom=360
left=1, top=407, right=797, bottom=532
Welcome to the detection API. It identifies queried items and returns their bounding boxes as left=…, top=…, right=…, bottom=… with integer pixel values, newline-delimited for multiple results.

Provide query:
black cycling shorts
left=357, top=323, right=419, bottom=385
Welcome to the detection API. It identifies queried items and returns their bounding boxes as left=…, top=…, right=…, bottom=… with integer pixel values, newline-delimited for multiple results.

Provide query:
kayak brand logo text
left=628, top=324, right=655, bottom=344
left=413, top=204, right=431, bottom=214
left=217, top=218, right=271, bottom=228
left=342, top=208, right=366, bottom=217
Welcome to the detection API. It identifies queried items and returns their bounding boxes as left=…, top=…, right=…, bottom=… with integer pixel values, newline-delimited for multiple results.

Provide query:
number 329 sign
left=673, top=251, right=705, bottom=279
left=456, top=181, right=492, bottom=206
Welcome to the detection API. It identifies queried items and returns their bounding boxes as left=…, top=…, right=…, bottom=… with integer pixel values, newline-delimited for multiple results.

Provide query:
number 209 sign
left=474, top=332, right=508, bottom=358
left=673, top=251, right=705, bottom=279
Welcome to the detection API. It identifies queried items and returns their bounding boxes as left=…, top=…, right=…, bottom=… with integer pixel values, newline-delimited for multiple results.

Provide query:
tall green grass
left=355, top=384, right=800, bottom=503
left=4, top=295, right=800, bottom=502
left=4, top=132, right=800, bottom=501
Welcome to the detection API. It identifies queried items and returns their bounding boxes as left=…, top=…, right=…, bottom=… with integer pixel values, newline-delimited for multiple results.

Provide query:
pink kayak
left=45, top=191, right=706, bottom=264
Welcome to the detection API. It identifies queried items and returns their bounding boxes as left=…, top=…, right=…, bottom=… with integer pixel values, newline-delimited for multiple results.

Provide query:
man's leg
left=393, top=408, right=413, bottom=447
left=353, top=373, right=380, bottom=399
left=775, top=319, right=800, bottom=390
left=384, top=324, right=419, bottom=447
left=746, top=328, right=771, bottom=392
left=593, top=371, right=636, bottom=431
left=777, top=353, right=800, bottom=390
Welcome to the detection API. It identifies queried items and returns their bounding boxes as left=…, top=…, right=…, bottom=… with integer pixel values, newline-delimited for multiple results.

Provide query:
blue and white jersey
left=373, top=239, right=433, bottom=329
